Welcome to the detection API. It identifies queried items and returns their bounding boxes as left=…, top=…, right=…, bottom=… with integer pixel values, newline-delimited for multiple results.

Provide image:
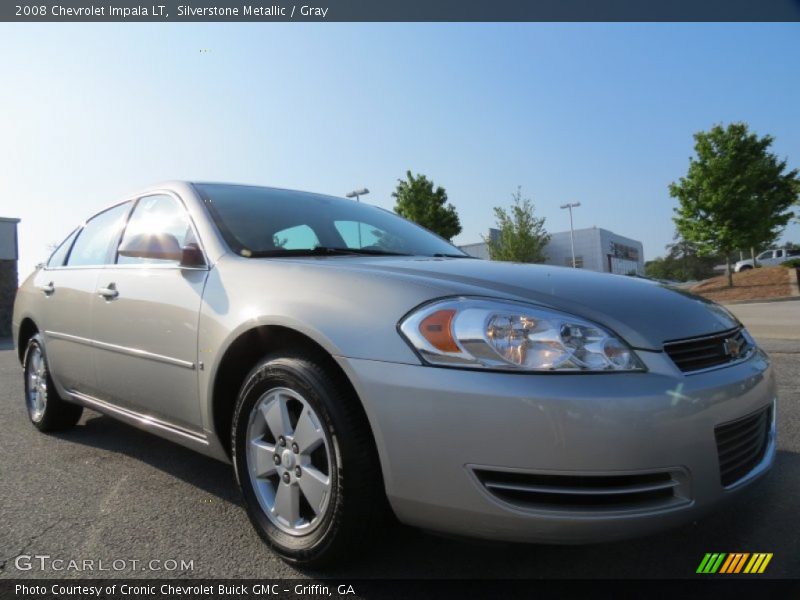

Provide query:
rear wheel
left=23, top=334, right=83, bottom=431
left=232, top=354, right=384, bottom=566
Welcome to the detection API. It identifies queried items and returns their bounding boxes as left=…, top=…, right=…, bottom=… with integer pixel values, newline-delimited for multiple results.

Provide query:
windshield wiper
left=431, top=252, right=476, bottom=259
left=247, top=246, right=411, bottom=258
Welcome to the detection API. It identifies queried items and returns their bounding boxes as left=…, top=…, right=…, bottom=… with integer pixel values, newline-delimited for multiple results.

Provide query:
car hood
left=305, top=256, right=740, bottom=351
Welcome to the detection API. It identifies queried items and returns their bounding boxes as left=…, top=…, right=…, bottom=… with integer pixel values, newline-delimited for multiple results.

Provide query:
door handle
left=40, top=282, right=55, bottom=296
left=97, top=283, right=119, bottom=300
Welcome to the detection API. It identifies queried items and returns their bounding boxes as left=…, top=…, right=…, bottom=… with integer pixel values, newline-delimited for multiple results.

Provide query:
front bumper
left=337, top=347, right=776, bottom=543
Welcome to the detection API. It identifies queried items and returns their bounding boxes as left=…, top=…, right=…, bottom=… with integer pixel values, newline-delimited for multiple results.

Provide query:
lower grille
left=715, top=406, right=771, bottom=487
left=473, top=469, right=686, bottom=512
left=664, top=328, right=751, bottom=373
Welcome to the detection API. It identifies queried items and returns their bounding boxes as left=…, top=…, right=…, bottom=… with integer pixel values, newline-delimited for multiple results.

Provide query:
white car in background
left=734, top=248, right=800, bottom=272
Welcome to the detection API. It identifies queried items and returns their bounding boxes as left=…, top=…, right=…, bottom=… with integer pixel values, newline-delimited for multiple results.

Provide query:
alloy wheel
left=245, top=387, right=332, bottom=535
left=26, top=345, right=48, bottom=422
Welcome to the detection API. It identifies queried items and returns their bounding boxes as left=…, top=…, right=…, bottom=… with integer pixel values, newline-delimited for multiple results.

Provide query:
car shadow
left=53, top=410, right=242, bottom=506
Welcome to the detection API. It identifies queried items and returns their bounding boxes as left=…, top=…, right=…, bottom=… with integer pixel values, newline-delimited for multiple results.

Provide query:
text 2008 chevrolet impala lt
left=13, top=182, right=776, bottom=565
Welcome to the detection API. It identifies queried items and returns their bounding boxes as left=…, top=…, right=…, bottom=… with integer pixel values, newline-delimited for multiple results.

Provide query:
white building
left=458, top=227, right=645, bottom=275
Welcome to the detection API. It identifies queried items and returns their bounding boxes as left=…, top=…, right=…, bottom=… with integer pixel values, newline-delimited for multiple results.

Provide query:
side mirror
left=119, top=233, right=183, bottom=262
left=180, top=242, right=206, bottom=268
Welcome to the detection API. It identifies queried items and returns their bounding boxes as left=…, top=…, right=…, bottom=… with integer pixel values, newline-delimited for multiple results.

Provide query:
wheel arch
left=17, top=317, right=39, bottom=364
left=209, top=325, right=384, bottom=480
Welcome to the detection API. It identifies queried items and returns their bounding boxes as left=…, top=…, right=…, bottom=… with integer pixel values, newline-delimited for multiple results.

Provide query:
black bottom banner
left=1, top=579, right=799, bottom=600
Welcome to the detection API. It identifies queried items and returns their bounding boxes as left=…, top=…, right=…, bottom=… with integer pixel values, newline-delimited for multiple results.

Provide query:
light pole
left=345, top=188, right=369, bottom=202
left=346, top=188, right=370, bottom=247
left=559, top=202, right=581, bottom=268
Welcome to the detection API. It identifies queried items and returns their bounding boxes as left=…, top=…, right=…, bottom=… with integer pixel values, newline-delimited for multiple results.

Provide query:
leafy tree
left=485, top=187, right=550, bottom=263
left=670, top=122, right=799, bottom=287
left=392, top=171, right=462, bottom=240
left=645, top=237, right=720, bottom=282
left=644, top=257, right=671, bottom=281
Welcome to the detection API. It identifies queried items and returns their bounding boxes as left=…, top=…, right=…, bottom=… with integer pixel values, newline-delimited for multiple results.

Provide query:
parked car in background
left=734, top=248, right=800, bottom=272
left=13, top=182, right=777, bottom=566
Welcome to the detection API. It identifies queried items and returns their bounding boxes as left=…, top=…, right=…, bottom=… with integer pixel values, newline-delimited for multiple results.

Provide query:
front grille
left=664, top=328, right=751, bottom=373
left=715, top=406, right=771, bottom=487
left=473, top=469, right=686, bottom=512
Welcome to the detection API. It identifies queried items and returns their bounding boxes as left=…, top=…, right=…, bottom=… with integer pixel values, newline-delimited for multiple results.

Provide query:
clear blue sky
left=1, top=23, right=798, bottom=277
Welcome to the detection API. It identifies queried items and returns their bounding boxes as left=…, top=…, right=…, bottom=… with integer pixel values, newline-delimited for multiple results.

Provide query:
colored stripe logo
left=697, top=553, right=773, bottom=574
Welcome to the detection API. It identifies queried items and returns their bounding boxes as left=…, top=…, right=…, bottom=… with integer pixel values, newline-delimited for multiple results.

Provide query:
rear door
left=36, top=202, right=132, bottom=396
left=90, top=193, right=209, bottom=431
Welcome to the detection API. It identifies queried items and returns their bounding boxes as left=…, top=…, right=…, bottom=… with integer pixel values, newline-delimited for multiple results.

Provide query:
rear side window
left=67, top=203, right=131, bottom=267
left=47, top=229, right=79, bottom=268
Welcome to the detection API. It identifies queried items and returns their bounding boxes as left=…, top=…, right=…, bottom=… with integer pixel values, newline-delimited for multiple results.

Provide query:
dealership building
left=0, top=217, right=20, bottom=338
left=459, top=226, right=645, bottom=275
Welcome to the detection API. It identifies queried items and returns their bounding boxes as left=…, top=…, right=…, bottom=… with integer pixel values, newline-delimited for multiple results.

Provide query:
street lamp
left=559, top=202, right=581, bottom=268
left=345, top=188, right=369, bottom=202
left=346, top=188, right=370, bottom=247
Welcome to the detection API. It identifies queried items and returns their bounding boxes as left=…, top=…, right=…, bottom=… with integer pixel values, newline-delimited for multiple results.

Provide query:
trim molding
left=45, top=330, right=195, bottom=370
left=68, top=389, right=208, bottom=445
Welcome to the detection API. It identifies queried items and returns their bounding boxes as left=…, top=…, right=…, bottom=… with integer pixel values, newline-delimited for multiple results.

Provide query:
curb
left=722, top=296, right=800, bottom=306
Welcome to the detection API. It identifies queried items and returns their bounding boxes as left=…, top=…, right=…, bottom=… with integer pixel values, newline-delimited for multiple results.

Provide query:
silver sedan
left=12, top=182, right=776, bottom=565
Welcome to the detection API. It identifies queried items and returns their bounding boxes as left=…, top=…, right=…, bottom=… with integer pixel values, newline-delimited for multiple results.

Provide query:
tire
left=738, top=265, right=753, bottom=271
left=231, top=354, right=384, bottom=566
left=23, top=333, right=83, bottom=432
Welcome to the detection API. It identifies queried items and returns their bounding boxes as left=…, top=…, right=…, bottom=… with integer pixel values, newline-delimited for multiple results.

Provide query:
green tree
left=485, top=187, right=550, bottom=263
left=392, top=171, right=462, bottom=240
left=645, top=238, right=720, bottom=282
left=670, top=122, right=798, bottom=287
left=644, top=257, right=670, bottom=281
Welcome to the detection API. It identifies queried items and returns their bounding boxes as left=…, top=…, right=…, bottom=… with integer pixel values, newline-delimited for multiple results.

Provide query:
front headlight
left=399, top=297, right=645, bottom=372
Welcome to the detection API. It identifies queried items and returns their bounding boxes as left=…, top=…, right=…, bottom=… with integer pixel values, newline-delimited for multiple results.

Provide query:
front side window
left=47, top=229, right=79, bottom=268
left=197, top=183, right=467, bottom=258
left=757, top=251, right=772, bottom=260
left=117, top=194, right=194, bottom=265
left=67, top=202, right=131, bottom=267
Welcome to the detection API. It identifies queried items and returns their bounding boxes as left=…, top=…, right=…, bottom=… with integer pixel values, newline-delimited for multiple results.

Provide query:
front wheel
left=23, top=334, right=83, bottom=431
left=231, top=354, right=384, bottom=566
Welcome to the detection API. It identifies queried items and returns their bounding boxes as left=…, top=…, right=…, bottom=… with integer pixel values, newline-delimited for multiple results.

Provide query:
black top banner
left=3, top=0, right=800, bottom=22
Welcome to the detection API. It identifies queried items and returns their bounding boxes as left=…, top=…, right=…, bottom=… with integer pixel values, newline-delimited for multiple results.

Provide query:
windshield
left=196, top=183, right=468, bottom=258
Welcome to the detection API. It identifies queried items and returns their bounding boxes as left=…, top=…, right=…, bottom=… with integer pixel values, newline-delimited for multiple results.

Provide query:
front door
left=90, top=193, right=208, bottom=431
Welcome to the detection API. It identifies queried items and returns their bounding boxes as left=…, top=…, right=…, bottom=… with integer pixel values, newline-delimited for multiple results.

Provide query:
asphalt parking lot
left=0, top=312, right=798, bottom=580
